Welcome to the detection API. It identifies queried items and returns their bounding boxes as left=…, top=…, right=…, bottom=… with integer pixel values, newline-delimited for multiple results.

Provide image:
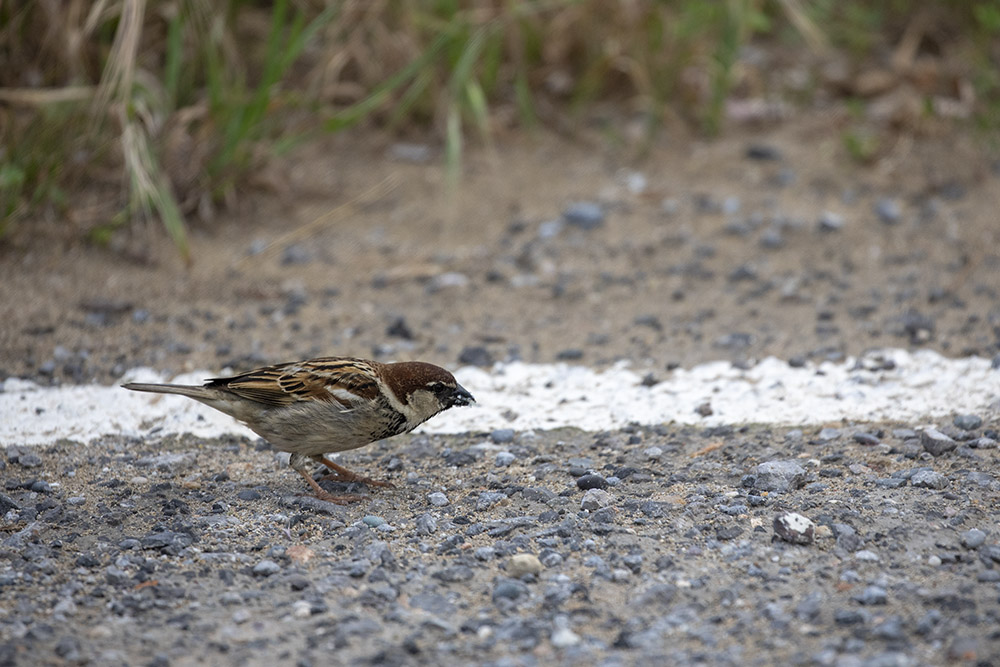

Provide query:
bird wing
left=206, top=357, right=381, bottom=409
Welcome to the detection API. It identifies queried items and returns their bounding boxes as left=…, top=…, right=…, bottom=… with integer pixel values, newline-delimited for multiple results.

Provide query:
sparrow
left=123, top=357, right=475, bottom=504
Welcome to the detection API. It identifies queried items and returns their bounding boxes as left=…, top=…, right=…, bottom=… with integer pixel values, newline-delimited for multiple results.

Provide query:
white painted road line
left=1, top=348, right=997, bottom=446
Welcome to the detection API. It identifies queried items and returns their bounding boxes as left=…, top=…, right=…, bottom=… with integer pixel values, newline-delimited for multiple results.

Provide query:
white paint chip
left=1, top=349, right=997, bottom=446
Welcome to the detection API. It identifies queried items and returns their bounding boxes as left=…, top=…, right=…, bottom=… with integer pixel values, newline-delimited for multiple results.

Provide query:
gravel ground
left=2, top=117, right=1000, bottom=665
left=2, top=420, right=1000, bottom=666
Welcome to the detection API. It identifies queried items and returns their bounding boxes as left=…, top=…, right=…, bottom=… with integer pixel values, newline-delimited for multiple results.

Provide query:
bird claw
left=303, top=491, right=367, bottom=505
left=319, top=471, right=395, bottom=489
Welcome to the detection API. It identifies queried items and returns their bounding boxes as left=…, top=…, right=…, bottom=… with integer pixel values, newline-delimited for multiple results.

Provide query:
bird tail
left=122, top=382, right=213, bottom=400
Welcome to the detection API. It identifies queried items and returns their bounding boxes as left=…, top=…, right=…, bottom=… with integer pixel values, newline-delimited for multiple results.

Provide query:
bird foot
left=318, top=471, right=395, bottom=488
left=307, top=491, right=367, bottom=505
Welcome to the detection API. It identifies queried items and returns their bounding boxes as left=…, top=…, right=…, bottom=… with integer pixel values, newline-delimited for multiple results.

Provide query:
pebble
left=874, top=197, right=902, bottom=224
left=959, top=528, right=987, bottom=549
left=495, top=452, right=516, bottom=467
left=751, top=461, right=807, bottom=493
left=745, top=144, right=781, bottom=160
left=910, top=470, right=948, bottom=489
left=492, top=578, right=529, bottom=603
left=507, top=554, right=543, bottom=578
left=292, top=600, right=312, bottom=619
left=490, top=429, right=515, bottom=444
left=550, top=626, right=581, bottom=648
left=562, top=201, right=605, bottom=229
left=252, top=560, right=281, bottom=577
left=362, top=515, right=386, bottom=527
left=415, top=513, right=437, bottom=536
left=458, top=346, right=493, bottom=367
left=921, top=428, right=957, bottom=456
left=818, top=211, right=844, bottom=231
left=953, top=414, right=982, bottom=431
left=816, top=427, right=841, bottom=442
left=855, top=550, right=880, bottom=562
left=576, top=474, right=609, bottom=490
left=773, top=512, right=815, bottom=545
left=581, top=488, right=612, bottom=511
left=427, top=492, right=450, bottom=507
left=643, top=446, right=663, bottom=460
left=852, top=431, right=880, bottom=445
left=477, top=492, right=506, bottom=510
left=855, top=585, right=888, bottom=605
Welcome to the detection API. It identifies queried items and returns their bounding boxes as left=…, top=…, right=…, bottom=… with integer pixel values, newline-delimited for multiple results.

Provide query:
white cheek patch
left=382, top=384, right=410, bottom=416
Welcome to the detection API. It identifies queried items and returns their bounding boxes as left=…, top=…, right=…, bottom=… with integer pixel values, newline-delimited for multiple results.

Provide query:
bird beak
left=450, top=384, right=475, bottom=407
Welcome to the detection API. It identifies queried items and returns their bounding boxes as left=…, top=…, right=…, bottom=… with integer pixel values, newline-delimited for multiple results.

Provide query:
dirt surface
left=2, top=115, right=1000, bottom=666
left=2, top=117, right=999, bottom=384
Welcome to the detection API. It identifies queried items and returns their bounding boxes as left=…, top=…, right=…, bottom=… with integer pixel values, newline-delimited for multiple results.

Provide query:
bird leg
left=289, top=453, right=366, bottom=504
left=314, top=455, right=396, bottom=489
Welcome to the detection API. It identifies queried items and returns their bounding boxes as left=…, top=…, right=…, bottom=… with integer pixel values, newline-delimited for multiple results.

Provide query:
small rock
left=773, top=512, right=815, bottom=545
left=507, top=554, right=543, bottom=578
left=745, top=144, right=781, bottom=161
left=493, top=578, right=529, bottom=603
left=495, top=452, right=516, bottom=467
left=551, top=626, right=581, bottom=648
left=562, top=202, right=605, bottom=230
left=752, top=461, right=807, bottom=493
left=816, top=427, right=841, bottom=442
left=921, top=428, right=957, bottom=456
left=252, top=560, right=281, bottom=577
left=852, top=431, right=880, bottom=446
left=362, top=515, right=386, bottom=527
left=477, top=492, right=505, bottom=511
left=415, top=513, right=437, bottom=536
left=581, top=488, right=613, bottom=511
left=427, top=492, right=450, bottom=507
left=960, top=529, right=987, bottom=549
left=386, top=317, right=414, bottom=340
left=855, top=585, right=888, bottom=605
left=281, top=243, right=311, bottom=265
left=458, top=346, right=493, bottom=367
left=490, top=429, right=515, bottom=444
left=576, top=474, right=608, bottom=490
left=818, top=211, right=845, bottom=231
left=953, top=414, right=983, bottom=431
left=874, top=198, right=902, bottom=224
left=389, top=142, right=432, bottom=163
left=911, top=470, right=948, bottom=489
left=644, top=446, right=663, bottom=460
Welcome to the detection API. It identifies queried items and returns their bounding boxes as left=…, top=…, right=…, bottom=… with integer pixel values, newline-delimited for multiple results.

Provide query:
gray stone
left=581, top=488, right=612, bottom=511
left=911, top=470, right=948, bottom=489
left=562, top=201, right=605, bottom=229
left=773, top=512, right=815, bottom=545
left=477, top=492, right=506, bottom=511
left=427, top=492, right=450, bottom=507
left=874, top=198, right=902, bottom=224
left=855, top=585, right=888, bottom=605
left=490, top=428, right=515, bottom=444
left=252, top=560, right=281, bottom=577
left=921, top=428, right=957, bottom=456
left=960, top=528, right=987, bottom=549
left=753, top=461, right=807, bottom=493
left=495, top=451, right=516, bottom=467
left=953, top=414, right=983, bottom=431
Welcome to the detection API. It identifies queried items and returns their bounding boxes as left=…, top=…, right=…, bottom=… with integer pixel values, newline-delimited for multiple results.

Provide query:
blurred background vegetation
left=1, top=0, right=998, bottom=258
